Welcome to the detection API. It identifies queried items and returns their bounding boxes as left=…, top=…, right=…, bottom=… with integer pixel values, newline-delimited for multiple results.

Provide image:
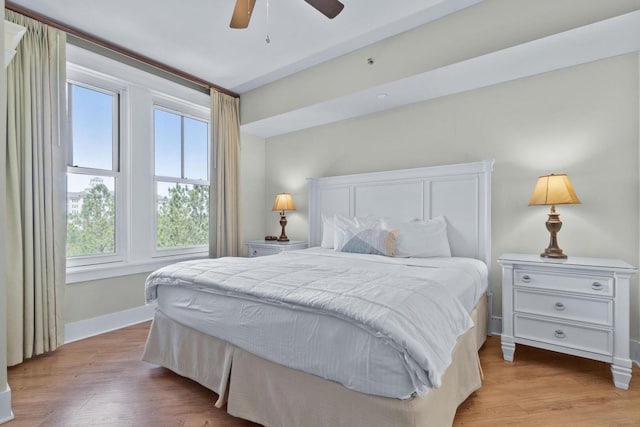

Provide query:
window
left=65, top=54, right=211, bottom=283
left=154, top=106, right=210, bottom=252
left=66, top=82, right=122, bottom=266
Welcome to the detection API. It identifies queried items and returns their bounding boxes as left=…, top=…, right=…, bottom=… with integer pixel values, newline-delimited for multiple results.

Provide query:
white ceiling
left=8, top=1, right=638, bottom=138
left=7, top=0, right=481, bottom=94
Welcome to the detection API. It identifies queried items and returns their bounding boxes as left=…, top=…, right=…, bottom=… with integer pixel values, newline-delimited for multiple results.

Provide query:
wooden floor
left=7, top=322, right=640, bottom=426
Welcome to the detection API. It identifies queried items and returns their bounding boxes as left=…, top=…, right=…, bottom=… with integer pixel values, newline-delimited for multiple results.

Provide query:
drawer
left=514, top=289, right=613, bottom=326
left=514, top=315, right=612, bottom=356
left=515, top=270, right=613, bottom=297
left=250, top=247, right=280, bottom=257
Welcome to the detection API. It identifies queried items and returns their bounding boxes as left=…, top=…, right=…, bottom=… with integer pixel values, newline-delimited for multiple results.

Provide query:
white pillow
left=333, top=215, right=360, bottom=251
left=354, top=215, right=379, bottom=229
left=380, top=216, right=451, bottom=258
left=320, top=214, right=336, bottom=248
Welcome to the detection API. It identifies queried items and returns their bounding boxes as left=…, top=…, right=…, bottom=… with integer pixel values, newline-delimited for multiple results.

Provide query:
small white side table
left=246, top=240, right=308, bottom=258
left=498, top=253, right=637, bottom=389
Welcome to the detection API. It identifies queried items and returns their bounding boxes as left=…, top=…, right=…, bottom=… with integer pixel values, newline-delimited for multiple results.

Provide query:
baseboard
left=0, top=385, right=14, bottom=424
left=491, top=316, right=640, bottom=367
left=489, top=316, right=502, bottom=336
left=64, top=303, right=157, bottom=344
left=631, top=339, right=640, bottom=368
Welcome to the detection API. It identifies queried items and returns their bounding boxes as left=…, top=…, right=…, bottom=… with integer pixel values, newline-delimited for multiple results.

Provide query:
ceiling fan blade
left=230, top=0, right=256, bottom=29
left=304, top=0, right=344, bottom=19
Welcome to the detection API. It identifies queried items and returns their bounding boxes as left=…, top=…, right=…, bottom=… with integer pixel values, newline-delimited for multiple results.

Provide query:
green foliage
left=67, top=183, right=115, bottom=257
left=156, top=184, right=209, bottom=248
left=66, top=181, right=209, bottom=258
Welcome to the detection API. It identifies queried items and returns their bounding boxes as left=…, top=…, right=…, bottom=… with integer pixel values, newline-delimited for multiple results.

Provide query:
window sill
left=66, top=253, right=209, bottom=284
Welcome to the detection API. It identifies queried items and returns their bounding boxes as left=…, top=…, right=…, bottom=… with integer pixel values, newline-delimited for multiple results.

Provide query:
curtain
left=5, top=10, right=67, bottom=366
left=209, top=90, right=241, bottom=257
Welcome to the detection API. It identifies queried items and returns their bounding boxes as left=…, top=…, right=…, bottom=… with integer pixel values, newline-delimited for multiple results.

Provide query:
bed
left=143, top=159, right=494, bottom=427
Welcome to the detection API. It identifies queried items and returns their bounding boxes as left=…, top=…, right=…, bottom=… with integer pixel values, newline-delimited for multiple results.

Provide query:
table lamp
left=272, top=193, right=296, bottom=242
left=529, top=174, right=581, bottom=259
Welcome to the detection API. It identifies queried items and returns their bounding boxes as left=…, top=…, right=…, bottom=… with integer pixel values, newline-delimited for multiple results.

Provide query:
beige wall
left=65, top=273, right=149, bottom=323
left=263, top=54, right=640, bottom=339
left=239, top=131, right=267, bottom=255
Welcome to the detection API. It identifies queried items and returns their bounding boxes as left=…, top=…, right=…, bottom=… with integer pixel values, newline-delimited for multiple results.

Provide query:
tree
left=66, top=181, right=208, bottom=256
left=156, top=184, right=209, bottom=248
left=67, top=183, right=115, bottom=257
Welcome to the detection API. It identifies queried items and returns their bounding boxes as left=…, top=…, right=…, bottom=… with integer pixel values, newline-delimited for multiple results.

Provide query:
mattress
left=148, top=248, right=488, bottom=399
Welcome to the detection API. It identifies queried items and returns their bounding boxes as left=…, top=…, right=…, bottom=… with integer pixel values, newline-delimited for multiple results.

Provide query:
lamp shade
left=272, top=193, right=296, bottom=211
left=528, top=174, right=581, bottom=206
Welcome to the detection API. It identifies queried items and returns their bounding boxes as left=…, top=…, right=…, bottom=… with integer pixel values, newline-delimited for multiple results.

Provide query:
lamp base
left=540, top=205, right=568, bottom=259
left=540, top=247, right=567, bottom=259
left=278, top=213, right=289, bottom=242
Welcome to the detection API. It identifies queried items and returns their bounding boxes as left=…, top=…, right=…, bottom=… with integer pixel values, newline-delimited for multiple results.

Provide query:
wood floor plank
left=7, top=322, right=640, bottom=426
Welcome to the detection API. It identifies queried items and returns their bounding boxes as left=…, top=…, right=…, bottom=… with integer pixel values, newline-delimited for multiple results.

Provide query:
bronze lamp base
left=278, top=212, right=289, bottom=242
left=541, top=205, right=567, bottom=259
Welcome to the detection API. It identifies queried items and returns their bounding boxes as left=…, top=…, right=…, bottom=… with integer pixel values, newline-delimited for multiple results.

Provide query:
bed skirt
left=142, top=294, right=487, bottom=427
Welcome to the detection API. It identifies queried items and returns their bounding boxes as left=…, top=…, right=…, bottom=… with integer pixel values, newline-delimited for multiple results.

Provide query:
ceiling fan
left=230, top=0, right=345, bottom=29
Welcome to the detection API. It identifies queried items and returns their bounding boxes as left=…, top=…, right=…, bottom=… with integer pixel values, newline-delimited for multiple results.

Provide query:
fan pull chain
left=265, top=0, right=271, bottom=44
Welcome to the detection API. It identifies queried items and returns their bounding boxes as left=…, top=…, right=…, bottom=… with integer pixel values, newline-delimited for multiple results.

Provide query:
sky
left=68, top=84, right=209, bottom=196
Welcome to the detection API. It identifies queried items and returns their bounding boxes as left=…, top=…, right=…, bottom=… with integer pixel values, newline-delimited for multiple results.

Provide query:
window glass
left=184, top=117, right=208, bottom=181
left=156, top=182, right=209, bottom=248
left=71, top=84, right=114, bottom=170
left=67, top=174, right=116, bottom=257
left=154, top=109, right=182, bottom=178
left=67, top=82, right=120, bottom=263
left=154, top=106, right=210, bottom=251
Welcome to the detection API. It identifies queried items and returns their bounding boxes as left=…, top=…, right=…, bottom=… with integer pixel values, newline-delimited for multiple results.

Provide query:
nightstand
left=246, top=240, right=308, bottom=257
left=498, top=253, right=637, bottom=389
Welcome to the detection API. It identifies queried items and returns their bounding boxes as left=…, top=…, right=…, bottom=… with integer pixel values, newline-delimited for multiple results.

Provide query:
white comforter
left=146, top=249, right=484, bottom=397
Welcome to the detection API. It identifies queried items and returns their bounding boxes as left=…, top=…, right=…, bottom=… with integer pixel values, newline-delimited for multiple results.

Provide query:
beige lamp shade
left=528, top=174, right=581, bottom=206
left=272, top=193, right=296, bottom=212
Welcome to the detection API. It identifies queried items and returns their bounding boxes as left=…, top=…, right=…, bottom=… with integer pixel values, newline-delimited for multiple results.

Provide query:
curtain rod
left=5, top=2, right=240, bottom=99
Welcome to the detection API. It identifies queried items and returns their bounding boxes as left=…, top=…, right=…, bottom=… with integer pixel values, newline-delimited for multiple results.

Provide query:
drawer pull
left=554, top=330, right=566, bottom=339
left=591, top=282, right=604, bottom=291
left=554, top=302, right=566, bottom=311
left=521, top=275, right=532, bottom=283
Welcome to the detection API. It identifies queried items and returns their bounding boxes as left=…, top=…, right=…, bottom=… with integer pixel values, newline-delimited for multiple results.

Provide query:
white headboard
left=307, top=160, right=494, bottom=267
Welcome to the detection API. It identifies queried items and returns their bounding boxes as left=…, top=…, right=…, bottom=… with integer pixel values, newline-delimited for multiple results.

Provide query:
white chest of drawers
left=246, top=240, right=308, bottom=257
left=498, top=253, right=637, bottom=389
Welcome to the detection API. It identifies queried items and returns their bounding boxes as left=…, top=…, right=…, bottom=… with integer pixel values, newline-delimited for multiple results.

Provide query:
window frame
left=66, top=71, right=128, bottom=269
left=64, top=51, right=213, bottom=284
left=151, top=96, right=212, bottom=258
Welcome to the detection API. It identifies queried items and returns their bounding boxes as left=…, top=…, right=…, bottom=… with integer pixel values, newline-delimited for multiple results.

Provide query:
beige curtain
left=5, top=10, right=67, bottom=366
left=209, top=90, right=241, bottom=257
